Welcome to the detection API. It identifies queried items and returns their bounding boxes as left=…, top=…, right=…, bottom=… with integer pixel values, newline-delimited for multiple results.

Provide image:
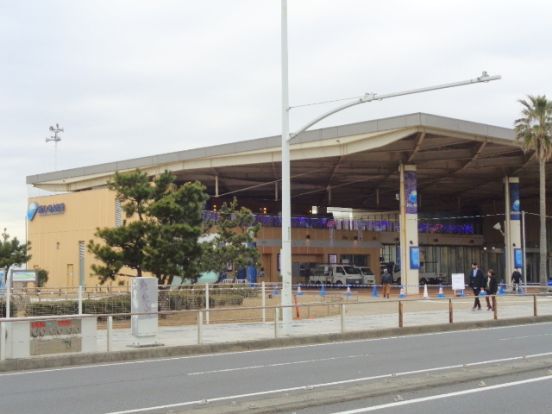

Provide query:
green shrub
left=25, top=295, right=131, bottom=317
left=165, top=290, right=245, bottom=310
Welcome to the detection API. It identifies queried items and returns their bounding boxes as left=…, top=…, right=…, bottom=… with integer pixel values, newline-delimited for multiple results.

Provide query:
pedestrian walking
left=469, top=262, right=485, bottom=310
left=381, top=268, right=393, bottom=299
left=485, top=269, right=498, bottom=311
left=511, top=268, right=522, bottom=293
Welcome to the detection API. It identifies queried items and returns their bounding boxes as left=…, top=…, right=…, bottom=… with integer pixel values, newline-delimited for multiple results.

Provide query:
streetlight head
left=477, top=71, right=501, bottom=82
left=493, top=222, right=502, bottom=231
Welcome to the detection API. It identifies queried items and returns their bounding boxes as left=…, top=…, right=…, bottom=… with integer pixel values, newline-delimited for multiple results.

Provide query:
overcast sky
left=1, top=0, right=551, bottom=241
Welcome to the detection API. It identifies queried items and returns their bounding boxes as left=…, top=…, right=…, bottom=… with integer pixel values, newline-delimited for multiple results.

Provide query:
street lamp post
left=280, top=0, right=500, bottom=332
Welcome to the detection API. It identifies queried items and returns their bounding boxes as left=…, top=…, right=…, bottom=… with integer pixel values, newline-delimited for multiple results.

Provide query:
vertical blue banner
left=510, top=182, right=520, bottom=220
left=405, top=171, right=418, bottom=215
left=514, top=248, right=523, bottom=269
left=410, top=246, right=420, bottom=270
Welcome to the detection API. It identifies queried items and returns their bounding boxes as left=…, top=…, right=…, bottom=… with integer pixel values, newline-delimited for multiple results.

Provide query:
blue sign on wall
left=410, top=246, right=420, bottom=270
left=27, top=202, right=65, bottom=221
left=514, top=248, right=523, bottom=269
left=510, top=182, right=521, bottom=221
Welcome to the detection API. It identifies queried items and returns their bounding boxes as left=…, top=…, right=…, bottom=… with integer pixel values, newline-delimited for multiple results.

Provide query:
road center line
left=329, top=374, right=552, bottom=413
left=102, top=352, right=552, bottom=414
left=499, top=333, right=552, bottom=341
left=187, top=353, right=371, bottom=376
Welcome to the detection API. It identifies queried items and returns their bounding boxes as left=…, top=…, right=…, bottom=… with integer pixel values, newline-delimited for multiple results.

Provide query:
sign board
left=409, top=246, right=420, bottom=270
left=514, top=248, right=523, bottom=269
left=27, top=202, right=65, bottom=221
left=451, top=273, right=465, bottom=291
left=11, top=270, right=37, bottom=283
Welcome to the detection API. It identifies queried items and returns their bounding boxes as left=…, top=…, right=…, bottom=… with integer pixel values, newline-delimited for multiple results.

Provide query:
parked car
left=356, top=266, right=376, bottom=285
left=309, top=264, right=363, bottom=286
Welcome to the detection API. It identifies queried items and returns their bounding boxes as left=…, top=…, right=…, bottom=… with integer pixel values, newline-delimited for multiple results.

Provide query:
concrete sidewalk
left=96, top=295, right=552, bottom=352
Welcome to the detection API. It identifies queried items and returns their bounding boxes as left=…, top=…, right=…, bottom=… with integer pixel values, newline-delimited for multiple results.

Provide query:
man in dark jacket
left=511, top=268, right=522, bottom=293
left=470, top=262, right=485, bottom=310
left=485, top=269, right=498, bottom=311
left=381, top=269, right=393, bottom=299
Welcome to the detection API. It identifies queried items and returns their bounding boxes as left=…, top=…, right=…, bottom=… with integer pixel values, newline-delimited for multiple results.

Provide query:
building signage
left=27, top=202, right=65, bottom=221
left=409, top=246, right=420, bottom=270
left=11, top=270, right=37, bottom=283
left=30, top=319, right=82, bottom=337
left=405, top=171, right=418, bottom=215
left=509, top=182, right=520, bottom=220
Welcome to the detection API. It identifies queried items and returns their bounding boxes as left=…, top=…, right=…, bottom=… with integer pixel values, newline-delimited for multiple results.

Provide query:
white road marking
left=101, top=352, right=552, bottom=414
left=1, top=321, right=550, bottom=377
left=499, top=333, right=552, bottom=341
left=187, top=353, right=371, bottom=375
left=329, top=374, right=552, bottom=413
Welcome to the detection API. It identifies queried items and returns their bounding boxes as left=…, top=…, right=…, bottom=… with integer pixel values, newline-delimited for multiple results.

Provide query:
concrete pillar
left=504, top=177, right=522, bottom=285
left=399, top=164, right=419, bottom=295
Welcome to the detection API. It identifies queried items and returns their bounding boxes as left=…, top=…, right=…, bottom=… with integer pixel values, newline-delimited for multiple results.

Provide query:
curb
left=1, top=315, right=551, bottom=372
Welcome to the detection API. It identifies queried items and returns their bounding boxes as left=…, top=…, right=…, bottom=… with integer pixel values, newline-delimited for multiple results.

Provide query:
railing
left=202, top=211, right=478, bottom=235
left=1, top=282, right=547, bottom=318
left=1, top=290, right=551, bottom=361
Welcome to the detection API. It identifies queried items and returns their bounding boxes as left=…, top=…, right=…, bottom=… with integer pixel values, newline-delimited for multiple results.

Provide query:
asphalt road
left=298, top=371, right=552, bottom=413
left=1, top=322, right=551, bottom=414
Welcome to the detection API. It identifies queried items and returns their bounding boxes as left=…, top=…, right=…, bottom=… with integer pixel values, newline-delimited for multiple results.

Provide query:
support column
left=399, top=164, right=419, bottom=295
left=504, top=177, right=522, bottom=285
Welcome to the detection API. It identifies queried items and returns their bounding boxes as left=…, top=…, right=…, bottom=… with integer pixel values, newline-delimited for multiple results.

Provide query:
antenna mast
left=45, top=123, right=64, bottom=170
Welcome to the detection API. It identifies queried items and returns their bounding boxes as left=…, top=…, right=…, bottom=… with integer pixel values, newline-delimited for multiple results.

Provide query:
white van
left=309, top=264, right=363, bottom=286
left=356, top=266, right=376, bottom=285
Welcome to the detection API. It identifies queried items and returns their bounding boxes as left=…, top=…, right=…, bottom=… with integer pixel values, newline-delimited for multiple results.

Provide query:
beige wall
left=28, top=188, right=117, bottom=288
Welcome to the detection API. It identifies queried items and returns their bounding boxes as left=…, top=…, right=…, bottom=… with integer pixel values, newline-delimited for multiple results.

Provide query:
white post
left=274, top=307, right=280, bottom=338
left=197, top=310, right=203, bottom=345
left=78, top=285, right=83, bottom=315
left=5, top=269, right=11, bottom=319
left=205, top=283, right=210, bottom=325
left=261, top=281, right=266, bottom=323
left=522, top=210, right=528, bottom=291
left=340, top=303, right=346, bottom=333
left=0, top=322, right=6, bottom=361
left=107, top=315, right=113, bottom=352
left=504, top=177, right=513, bottom=284
left=399, top=165, right=419, bottom=295
left=280, top=0, right=293, bottom=333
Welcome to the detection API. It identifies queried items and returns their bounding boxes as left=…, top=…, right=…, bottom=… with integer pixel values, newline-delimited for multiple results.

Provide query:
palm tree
left=515, top=95, right=552, bottom=284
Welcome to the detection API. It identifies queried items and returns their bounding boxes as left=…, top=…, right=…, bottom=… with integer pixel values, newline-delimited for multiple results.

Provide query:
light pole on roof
left=280, top=0, right=500, bottom=333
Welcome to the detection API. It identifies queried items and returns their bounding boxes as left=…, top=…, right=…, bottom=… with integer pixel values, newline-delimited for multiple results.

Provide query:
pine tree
left=88, top=170, right=208, bottom=284
left=200, top=198, right=260, bottom=278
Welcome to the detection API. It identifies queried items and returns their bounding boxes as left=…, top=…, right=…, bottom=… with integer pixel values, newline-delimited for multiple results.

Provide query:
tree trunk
left=539, top=158, right=547, bottom=285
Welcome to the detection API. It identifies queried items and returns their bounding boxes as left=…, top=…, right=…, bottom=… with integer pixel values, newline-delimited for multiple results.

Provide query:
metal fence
left=1, top=289, right=552, bottom=361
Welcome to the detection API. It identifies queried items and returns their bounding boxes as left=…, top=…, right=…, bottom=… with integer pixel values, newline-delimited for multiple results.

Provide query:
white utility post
left=280, top=0, right=501, bottom=333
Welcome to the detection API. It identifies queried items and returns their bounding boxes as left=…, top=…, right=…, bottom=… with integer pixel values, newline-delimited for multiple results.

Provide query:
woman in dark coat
left=485, top=269, right=498, bottom=311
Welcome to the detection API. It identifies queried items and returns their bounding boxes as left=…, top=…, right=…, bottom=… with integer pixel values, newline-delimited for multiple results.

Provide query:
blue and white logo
left=408, top=190, right=417, bottom=205
left=27, top=202, right=39, bottom=221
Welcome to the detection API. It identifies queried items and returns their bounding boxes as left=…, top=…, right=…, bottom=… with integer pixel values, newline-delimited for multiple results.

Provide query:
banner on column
left=510, top=182, right=520, bottom=220
left=405, top=171, right=418, bottom=215
left=514, top=248, right=523, bottom=269
left=409, top=246, right=420, bottom=270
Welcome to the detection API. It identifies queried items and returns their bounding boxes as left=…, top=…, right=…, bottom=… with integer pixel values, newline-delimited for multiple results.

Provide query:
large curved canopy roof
left=27, top=113, right=544, bottom=213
